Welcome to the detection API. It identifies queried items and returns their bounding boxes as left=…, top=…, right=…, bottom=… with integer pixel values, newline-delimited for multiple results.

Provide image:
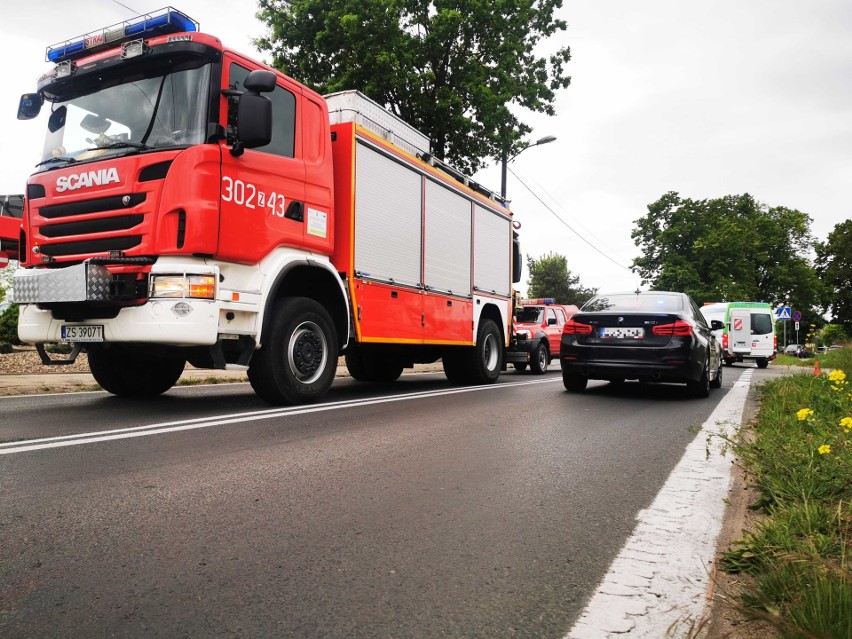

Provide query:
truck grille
left=34, top=193, right=147, bottom=258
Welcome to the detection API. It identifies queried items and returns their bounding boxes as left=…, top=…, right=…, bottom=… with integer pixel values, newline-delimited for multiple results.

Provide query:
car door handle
left=285, top=200, right=304, bottom=222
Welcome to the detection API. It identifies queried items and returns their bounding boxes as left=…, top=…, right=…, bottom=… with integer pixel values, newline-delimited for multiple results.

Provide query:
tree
left=526, top=252, right=596, bottom=306
left=631, top=192, right=823, bottom=314
left=255, top=0, right=571, bottom=174
left=815, top=219, right=852, bottom=334
left=817, top=324, right=848, bottom=347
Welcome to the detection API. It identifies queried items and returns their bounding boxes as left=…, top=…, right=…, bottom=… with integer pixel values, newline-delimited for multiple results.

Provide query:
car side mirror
left=710, top=320, right=724, bottom=331
left=547, top=317, right=557, bottom=326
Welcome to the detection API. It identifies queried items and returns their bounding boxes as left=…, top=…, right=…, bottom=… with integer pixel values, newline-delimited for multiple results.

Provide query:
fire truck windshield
left=37, top=62, right=211, bottom=169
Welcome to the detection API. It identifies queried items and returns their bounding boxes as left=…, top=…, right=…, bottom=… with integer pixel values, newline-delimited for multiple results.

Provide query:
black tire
left=687, top=363, right=710, bottom=398
left=442, top=350, right=469, bottom=385
left=370, top=359, right=404, bottom=382
left=466, top=319, right=503, bottom=384
left=344, top=349, right=403, bottom=382
left=344, top=349, right=369, bottom=381
left=529, top=342, right=549, bottom=374
left=248, top=297, right=338, bottom=405
left=710, top=360, right=723, bottom=389
left=512, top=362, right=528, bottom=372
left=443, top=319, right=503, bottom=385
left=756, top=358, right=769, bottom=369
left=88, top=345, right=185, bottom=397
left=562, top=372, right=588, bottom=392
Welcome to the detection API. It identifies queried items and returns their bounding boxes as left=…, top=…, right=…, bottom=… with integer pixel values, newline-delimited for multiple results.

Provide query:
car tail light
left=563, top=319, right=593, bottom=335
left=652, top=320, right=694, bottom=336
left=722, top=334, right=729, bottom=349
left=774, top=335, right=777, bottom=351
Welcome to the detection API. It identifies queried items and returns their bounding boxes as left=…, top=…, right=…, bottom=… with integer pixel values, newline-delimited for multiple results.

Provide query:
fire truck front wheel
left=248, top=297, right=338, bottom=405
left=88, top=344, right=186, bottom=397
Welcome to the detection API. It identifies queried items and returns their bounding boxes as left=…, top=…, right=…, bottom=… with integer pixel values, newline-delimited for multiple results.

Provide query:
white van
left=701, top=302, right=776, bottom=368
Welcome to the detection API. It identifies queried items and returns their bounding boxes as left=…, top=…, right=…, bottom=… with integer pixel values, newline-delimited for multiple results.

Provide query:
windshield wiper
left=83, top=141, right=153, bottom=152
left=34, top=156, right=77, bottom=168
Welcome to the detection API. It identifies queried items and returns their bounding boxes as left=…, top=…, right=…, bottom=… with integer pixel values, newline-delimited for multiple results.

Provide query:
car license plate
left=60, top=325, right=104, bottom=342
left=601, top=327, right=644, bottom=339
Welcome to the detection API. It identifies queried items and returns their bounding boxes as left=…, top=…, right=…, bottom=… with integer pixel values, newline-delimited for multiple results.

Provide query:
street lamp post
left=500, top=135, right=556, bottom=199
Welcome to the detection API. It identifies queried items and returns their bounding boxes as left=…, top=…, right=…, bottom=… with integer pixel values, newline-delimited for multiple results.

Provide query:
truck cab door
left=217, top=57, right=307, bottom=264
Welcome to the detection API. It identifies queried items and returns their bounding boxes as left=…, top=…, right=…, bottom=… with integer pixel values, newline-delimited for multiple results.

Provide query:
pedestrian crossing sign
left=777, top=307, right=791, bottom=320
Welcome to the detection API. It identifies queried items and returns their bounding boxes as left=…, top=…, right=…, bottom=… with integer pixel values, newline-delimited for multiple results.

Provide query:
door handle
left=285, top=200, right=304, bottom=222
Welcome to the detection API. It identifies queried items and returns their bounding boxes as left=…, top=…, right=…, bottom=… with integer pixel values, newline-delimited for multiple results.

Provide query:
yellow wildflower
left=841, top=417, right=852, bottom=432
left=818, top=444, right=831, bottom=455
left=796, top=408, right=814, bottom=421
left=828, top=370, right=847, bottom=383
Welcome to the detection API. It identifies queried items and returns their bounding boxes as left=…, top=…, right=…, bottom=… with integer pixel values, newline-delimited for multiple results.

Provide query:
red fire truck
left=12, top=9, right=522, bottom=404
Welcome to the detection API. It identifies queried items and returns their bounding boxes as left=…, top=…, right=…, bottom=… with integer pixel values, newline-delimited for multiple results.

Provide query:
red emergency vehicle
left=12, top=9, right=522, bottom=404
left=0, top=194, right=23, bottom=263
left=507, top=298, right=578, bottom=374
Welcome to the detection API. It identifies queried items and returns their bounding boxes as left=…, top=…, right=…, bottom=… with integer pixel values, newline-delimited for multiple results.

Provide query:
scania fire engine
left=12, top=9, right=524, bottom=404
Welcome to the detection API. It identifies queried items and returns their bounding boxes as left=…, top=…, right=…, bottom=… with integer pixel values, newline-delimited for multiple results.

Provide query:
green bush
left=0, top=303, right=21, bottom=346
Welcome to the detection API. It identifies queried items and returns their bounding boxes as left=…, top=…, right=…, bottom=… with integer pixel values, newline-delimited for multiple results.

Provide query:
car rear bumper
left=560, top=358, right=702, bottom=383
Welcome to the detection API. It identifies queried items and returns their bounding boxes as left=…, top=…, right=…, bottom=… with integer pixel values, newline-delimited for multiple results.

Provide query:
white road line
left=0, top=377, right=560, bottom=455
left=566, top=369, right=753, bottom=638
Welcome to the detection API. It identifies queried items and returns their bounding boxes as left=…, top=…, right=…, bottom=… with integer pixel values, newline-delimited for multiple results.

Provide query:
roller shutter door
left=424, top=178, right=471, bottom=296
left=354, top=142, right=422, bottom=287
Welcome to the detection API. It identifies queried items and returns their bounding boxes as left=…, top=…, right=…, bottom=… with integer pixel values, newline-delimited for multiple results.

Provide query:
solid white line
left=566, top=369, right=753, bottom=638
left=0, top=377, right=560, bottom=455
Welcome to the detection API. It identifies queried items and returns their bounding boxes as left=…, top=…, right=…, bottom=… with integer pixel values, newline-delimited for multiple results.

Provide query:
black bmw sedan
left=560, top=291, right=723, bottom=397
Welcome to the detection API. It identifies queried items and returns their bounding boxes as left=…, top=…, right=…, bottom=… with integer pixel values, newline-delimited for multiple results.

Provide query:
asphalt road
left=0, top=367, right=751, bottom=638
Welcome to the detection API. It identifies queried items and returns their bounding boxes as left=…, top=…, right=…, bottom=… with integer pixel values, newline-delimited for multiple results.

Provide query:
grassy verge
left=720, top=348, right=851, bottom=637
left=773, top=349, right=851, bottom=369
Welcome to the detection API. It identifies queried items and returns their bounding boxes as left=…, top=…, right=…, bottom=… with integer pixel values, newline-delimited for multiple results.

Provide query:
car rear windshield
left=582, top=293, right=683, bottom=313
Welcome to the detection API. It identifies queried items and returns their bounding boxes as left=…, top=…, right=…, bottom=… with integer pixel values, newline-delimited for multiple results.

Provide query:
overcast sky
left=2, top=1, right=850, bottom=295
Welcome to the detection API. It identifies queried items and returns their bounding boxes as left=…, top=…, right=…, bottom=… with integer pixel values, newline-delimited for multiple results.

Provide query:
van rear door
left=749, top=312, right=775, bottom=356
left=729, top=308, right=752, bottom=353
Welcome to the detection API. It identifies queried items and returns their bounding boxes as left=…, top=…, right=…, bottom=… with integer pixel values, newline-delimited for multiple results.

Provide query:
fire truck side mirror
left=235, top=94, right=272, bottom=150
left=17, top=93, right=43, bottom=120
left=231, top=70, right=275, bottom=156
left=512, top=231, right=522, bottom=283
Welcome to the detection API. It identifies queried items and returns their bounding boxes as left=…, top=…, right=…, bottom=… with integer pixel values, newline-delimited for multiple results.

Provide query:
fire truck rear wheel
left=529, top=342, right=549, bottom=374
left=467, top=319, right=503, bottom=384
left=88, top=345, right=185, bottom=397
left=512, top=362, right=528, bottom=372
left=248, top=297, right=338, bottom=405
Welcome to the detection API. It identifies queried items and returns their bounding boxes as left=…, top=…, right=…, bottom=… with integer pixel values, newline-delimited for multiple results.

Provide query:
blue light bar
left=46, top=7, right=199, bottom=63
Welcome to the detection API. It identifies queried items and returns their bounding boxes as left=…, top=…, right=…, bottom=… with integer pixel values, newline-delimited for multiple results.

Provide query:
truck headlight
left=516, top=330, right=530, bottom=339
left=150, top=275, right=216, bottom=300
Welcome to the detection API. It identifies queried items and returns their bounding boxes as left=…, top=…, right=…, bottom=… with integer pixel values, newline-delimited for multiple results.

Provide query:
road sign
left=792, top=310, right=802, bottom=322
left=795, top=321, right=800, bottom=331
left=777, top=306, right=791, bottom=320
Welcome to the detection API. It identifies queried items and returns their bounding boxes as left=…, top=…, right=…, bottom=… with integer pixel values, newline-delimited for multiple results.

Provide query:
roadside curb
left=0, top=362, right=448, bottom=397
